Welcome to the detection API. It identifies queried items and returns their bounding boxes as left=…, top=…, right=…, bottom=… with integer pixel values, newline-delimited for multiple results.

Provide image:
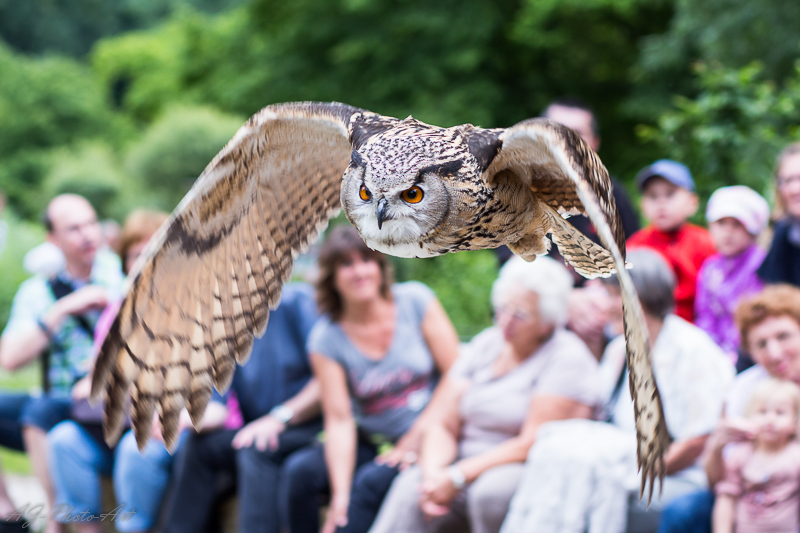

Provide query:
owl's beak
left=376, top=198, right=389, bottom=230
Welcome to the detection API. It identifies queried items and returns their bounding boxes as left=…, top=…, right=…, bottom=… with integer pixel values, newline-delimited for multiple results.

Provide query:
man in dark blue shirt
left=163, top=283, right=322, bottom=533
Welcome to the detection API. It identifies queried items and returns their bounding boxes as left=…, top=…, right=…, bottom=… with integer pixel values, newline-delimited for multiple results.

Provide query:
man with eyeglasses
left=0, top=194, right=123, bottom=533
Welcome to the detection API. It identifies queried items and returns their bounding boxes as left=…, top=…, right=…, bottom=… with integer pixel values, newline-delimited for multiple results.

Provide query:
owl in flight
left=90, top=101, right=670, bottom=498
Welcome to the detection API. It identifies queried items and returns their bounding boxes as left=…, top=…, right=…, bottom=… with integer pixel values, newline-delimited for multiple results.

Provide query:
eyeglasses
left=777, top=174, right=800, bottom=189
left=493, top=306, right=535, bottom=323
left=752, top=329, right=800, bottom=352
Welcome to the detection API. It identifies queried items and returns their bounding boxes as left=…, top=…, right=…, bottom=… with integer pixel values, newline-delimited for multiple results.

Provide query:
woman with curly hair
left=660, top=284, right=800, bottom=533
left=284, top=225, right=459, bottom=533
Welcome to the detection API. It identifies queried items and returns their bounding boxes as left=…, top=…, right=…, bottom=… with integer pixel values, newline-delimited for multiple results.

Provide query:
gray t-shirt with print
left=307, top=281, right=436, bottom=442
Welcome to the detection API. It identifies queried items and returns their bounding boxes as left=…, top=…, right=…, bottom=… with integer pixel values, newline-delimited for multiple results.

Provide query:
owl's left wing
left=482, top=118, right=671, bottom=502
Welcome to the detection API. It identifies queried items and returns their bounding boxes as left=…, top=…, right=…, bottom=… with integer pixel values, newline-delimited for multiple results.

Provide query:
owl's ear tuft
left=351, top=150, right=364, bottom=167
left=465, top=129, right=503, bottom=171
left=351, top=114, right=396, bottom=150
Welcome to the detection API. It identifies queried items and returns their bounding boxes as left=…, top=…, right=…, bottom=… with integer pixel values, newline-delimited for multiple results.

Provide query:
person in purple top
left=695, top=186, right=769, bottom=371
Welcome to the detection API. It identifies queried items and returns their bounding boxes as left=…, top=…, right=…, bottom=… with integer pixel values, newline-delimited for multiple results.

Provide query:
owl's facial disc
left=342, top=144, right=460, bottom=258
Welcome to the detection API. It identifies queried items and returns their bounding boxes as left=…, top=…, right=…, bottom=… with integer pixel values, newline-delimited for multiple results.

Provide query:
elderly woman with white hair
left=368, top=255, right=602, bottom=533
left=500, top=249, right=735, bottom=533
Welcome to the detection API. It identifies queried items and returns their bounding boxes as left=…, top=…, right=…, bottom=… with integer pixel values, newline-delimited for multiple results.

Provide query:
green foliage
left=639, top=61, right=800, bottom=203
left=0, top=449, right=31, bottom=475
left=42, top=143, right=135, bottom=221
left=92, top=0, right=673, bottom=180
left=509, top=0, right=673, bottom=177
left=395, top=251, right=498, bottom=340
left=0, top=215, right=47, bottom=331
left=0, top=0, right=125, bottom=57
left=243, top=0, right=672, bottom=160
left=0, top=43, right=127, bottom=155
left=0, top=0, right=248, bottom=57
left=0, top=154, right=52, bottom=222
left=0, top=43, right=133, bottom=218
left=6, top=0, right=800, bottom=343
left=125, top=105, right=244, bottom=211
left=92, top=8, right=261, bottom=122
left=640, top=0, right=800, bottom=84
left=92, top=12, right=201, bottom=122
left=244, top=0, right=511, bottom=126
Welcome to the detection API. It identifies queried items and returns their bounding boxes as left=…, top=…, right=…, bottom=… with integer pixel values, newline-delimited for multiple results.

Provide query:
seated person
left=283, top=225, right=460, bottom=533
left=162, top=281, right=322, bottom=533
left=0, top=464, right=26, bottom=532
left=757, top=142, right=800, bottom=286
left=368, top=255, right=602, bottom=533
left=695, top=186, right=769, bottom=370
left=0, top=194, right=123, bottom=533
left=712, top=379, right=800, bottom=533
left=566, top=280, right=621, bottom=361
left=659, top=284, right=800, bottom=533
left=628, top=160, right=716, bottom=323
left=46, top=210, right=225, bottom=533
left=501, top=249, right=734, bottom=533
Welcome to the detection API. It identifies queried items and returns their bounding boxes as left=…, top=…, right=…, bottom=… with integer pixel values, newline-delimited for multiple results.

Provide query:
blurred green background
left=0, top=0, right=800, bottom=349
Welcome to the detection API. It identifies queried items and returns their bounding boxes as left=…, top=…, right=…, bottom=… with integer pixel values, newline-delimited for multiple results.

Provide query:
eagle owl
left=90, top=102, right=670, bottom=499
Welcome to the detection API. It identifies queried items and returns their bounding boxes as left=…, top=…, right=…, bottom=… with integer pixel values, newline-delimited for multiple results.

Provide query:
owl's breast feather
left=362, top=235, right=443, bottom=259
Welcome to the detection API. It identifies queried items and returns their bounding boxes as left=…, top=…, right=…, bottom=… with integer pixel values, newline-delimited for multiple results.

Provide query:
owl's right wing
left=479, top=118, right=672, bottom=503
left=90, top=101, right=381, bottom=451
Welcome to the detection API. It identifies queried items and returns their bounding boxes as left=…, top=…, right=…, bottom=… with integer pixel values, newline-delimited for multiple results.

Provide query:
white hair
left=491, top=255, right=574, bottom=327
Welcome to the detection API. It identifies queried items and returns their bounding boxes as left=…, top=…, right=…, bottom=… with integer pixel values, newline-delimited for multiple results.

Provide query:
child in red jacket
left=628, top=160, right=715, bottom=322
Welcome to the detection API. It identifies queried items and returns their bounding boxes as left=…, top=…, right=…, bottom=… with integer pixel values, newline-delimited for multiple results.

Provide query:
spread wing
left=485, top=118, right=672, bottom=501
left=90, top=102, right=367, bottom=450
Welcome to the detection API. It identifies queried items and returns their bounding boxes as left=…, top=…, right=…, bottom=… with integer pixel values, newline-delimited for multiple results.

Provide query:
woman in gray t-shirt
left=283, top=226, right=459, bottom=533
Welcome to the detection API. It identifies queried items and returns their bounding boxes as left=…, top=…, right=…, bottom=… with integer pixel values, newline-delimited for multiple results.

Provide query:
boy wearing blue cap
left=628, top=160, right=716, bottom=322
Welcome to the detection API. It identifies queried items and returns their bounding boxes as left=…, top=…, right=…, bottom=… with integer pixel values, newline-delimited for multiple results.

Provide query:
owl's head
left=341, top=123, right=479, bottom=258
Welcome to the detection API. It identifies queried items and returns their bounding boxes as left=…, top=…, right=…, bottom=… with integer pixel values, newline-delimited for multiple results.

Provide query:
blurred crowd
left=0, top=98, right=798, bottom=533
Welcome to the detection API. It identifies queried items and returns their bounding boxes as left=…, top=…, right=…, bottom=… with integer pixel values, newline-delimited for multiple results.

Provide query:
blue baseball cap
left=635, top=159, right=695, bottom=192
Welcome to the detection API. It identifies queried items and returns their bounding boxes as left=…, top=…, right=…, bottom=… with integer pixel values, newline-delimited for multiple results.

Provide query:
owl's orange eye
left=359, top=185, right=371, bottom=201
left=401, top=186, right=424, bottom=204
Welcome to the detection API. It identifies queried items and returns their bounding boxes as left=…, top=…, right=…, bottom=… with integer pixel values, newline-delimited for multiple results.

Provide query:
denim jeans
left=163, top=422, right=322, bottom=533
left=47, top=421, right=177, bottom=532
left=282, top=442, right=400, bottom=533
left=657, top=489, right=713, bottom=533
left=0, top=392, right=71, bottom=450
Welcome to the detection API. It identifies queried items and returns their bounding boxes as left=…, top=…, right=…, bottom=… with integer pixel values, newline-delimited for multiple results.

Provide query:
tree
left=0, top=43, right=131, bottom=218
left=124, top=105, right=244, bottom=211
left=93, top=0, right=674, bottom=181
left=638, top=61, right=800, bottom=204
left=639, top=0, right=800, bottom=85
left=395, top=251, right=498, bottom=340
left=0, top=0, right=247, bottom=57
left=42, top=143, right=132, bottom=221
left=92, top=8, right=255, bottom=122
